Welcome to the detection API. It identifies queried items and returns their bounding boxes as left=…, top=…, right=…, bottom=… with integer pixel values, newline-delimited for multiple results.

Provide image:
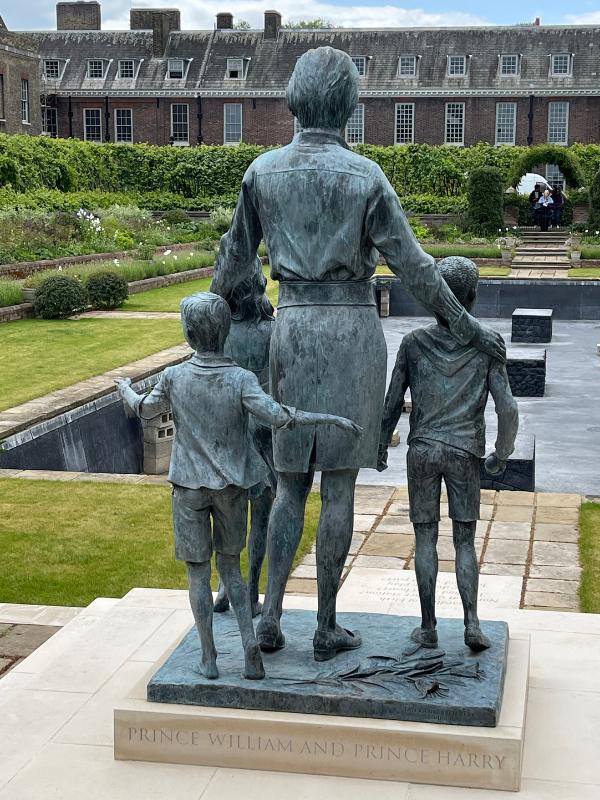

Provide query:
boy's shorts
left=172, top=484, right=248, bottom=563
left=407, top=438, right=480, bottom=523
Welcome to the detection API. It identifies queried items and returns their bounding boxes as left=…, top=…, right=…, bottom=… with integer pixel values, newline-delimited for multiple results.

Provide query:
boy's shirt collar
left=190, top=353, right=237, bottom=368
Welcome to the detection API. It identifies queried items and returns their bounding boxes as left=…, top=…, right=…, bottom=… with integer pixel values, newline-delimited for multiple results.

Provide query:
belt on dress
left=278, top=279, right=376, bottom=308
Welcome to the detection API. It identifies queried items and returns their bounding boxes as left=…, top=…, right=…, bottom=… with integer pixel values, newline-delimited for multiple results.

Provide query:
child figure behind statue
left=117, top=292, right=361, bottom=681
left=214, top=258, right=276, bottom=617
left=378, top=257, right=519, bottom=652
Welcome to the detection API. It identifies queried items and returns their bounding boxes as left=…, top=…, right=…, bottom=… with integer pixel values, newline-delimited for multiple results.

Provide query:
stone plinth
left=481, top=434, right=535, bottom=492
left=506, top=348, right=546, bottom=397
left=147, top=611, right=508, bottom=727
left=511, top=308, right=553, bottom=343
left=114, top=634, right=529, bottom=792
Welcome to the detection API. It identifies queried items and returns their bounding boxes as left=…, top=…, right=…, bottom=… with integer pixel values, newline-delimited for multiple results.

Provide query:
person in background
left=538, top=189, right=554, bottom=232
left=551, top=187, right=564, bottom=229
left=529, top=183, right=544, bottom=228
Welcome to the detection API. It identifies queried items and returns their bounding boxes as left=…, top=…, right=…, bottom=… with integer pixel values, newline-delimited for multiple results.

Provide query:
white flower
left=512, top=226, right=517, bottom=230
left=57, top=265, right=62, bottom=271
left=173, top=255, right=177, bottom=260
left=162, top=260, right=166, bottom=265
left=596, top=231, right=599, bottom=236
left=164, top=250, right=172, bottom=256
left=498, top=228, right=502, bottom=232
left=189, top=252, right=194, bottom=257
left=113, top=258, right=120, bottom=266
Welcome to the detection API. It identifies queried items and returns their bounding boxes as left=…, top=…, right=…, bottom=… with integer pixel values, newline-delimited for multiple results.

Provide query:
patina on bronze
left=211, top=47, right=506, bottom=661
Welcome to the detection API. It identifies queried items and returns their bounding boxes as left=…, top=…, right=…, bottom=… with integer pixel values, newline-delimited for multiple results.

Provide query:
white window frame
left=495, top=102, right=516, bottom=145
left=550, top=53, right=572, bottom=77
left=397, top=55, right=417, bottom=77
left=167, top=58, right=192, bottom=80
left=499, top=54, right=520, bottom=77
left=43, top=106, right=58, bottom=137
left=170, top=103, right=189, bottom=145
left=43, top=59, right=61, bottom=79
left=447, top=55, right=467, bottom=77
left=86, top=59, right=107, bottom=79
left=394, top=103, right=414, bottom=144
left=345, top=103, right=364, bottom=145
left=546, top=164, right=566, bottom=191
left=83, top=108, right=102, bottom=141
left=445, top=102, right=464, bottom=145
left=20, top=79, right=30, bottom=124
left=117, top=60, right=136, bottom=79
left=225, top=57, right=247, bottom=80
left=351, top=56, right=367, bottom=77
left=114, top=108, right=133, bottom=143
left=224, top=103, right=243, bottom=145
left=548, top=101, right=569, bottom=145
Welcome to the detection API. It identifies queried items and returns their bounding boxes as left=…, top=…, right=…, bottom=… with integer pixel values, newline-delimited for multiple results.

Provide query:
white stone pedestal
left=114, top=636, right=529, bottom=792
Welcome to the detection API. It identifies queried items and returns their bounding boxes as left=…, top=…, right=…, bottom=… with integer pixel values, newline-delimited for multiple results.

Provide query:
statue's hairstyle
left=287, top=47, right=359, bottom=130
left=180, top=291, right=230, bottom=352
left=227, top=257, right=275, bottom=324
left=437, top=256, right=479, bottom=310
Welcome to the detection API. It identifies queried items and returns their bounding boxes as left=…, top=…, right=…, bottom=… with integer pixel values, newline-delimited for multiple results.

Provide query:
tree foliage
left=507, top=144, right=585, bottom=189
left=588, top=170, right=600, bottom=229
left=466, top=167, right=505, bottom=235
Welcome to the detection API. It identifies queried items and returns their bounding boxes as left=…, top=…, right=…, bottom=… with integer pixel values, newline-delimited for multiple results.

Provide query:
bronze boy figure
left=117, top=292, right=360, bottom=681
left=379, top=258, right=518, bottom=651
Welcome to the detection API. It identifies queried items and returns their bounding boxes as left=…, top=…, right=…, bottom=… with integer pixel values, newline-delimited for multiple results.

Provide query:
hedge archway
left=508, top=144, right=585, bottom=189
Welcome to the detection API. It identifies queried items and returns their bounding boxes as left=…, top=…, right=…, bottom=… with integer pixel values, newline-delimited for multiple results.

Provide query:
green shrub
left=408, top=217, right=431, bottom=240
left=209, top=206, right=234, bottom=234
left=85, top=270, right=129, bottom=309
left=114, top=230, right=136, bottom=250
left=34, top=274, right=88, bottom=319
left=0, top=279, right=23, bottom=308
left=466, top=167, right=505, bottom=235
left=135, top=242, right=157, bottom=261
left=588, top=171, right=600, bottom=229
left=162, top=208, right=190, bottom=226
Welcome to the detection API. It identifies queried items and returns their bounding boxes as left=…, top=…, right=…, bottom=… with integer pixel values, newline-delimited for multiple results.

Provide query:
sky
left=2, top=0, right=600, bottom=31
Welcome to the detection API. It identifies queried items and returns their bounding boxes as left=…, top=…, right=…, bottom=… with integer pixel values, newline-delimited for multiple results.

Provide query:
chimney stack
left=264, top=10, right=281, bottom=40
left=216, top=12, right=234, bottom=30
left=149, top=8, right=180, bottom=58
left=56, top=1, right=101, bottom=31
left=131, top=8, right=180, bottom=31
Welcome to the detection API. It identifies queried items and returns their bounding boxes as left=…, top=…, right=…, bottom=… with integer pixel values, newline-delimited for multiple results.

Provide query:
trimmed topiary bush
left=85, top=270, right=129, bottom=310
left=466, top=167, right=505, bottom=235
left=34, top=274, right=88, bottom=319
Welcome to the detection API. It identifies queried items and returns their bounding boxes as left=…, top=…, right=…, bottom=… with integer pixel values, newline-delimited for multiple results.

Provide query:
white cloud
left=564, top=11, right=600, bottom=24
left=103, top=0, right=489, bottom=30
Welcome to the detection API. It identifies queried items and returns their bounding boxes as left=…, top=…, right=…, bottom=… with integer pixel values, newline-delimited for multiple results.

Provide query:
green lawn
left=0, top=318, right=184, bottom=411
left=0, top=478, right=320, bottom=606
left=569, top=268, right=600, bottom=278
left=579, top=502, right=600, bottom=614
left=123, top=267, right=280, bottom=312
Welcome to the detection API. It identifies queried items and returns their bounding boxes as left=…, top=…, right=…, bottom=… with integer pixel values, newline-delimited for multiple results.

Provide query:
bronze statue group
left=118, top=47, right=518, bottom=682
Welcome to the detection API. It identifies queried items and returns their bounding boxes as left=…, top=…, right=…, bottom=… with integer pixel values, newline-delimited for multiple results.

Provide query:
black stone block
left=511, top=308, right=553, bottom=343
left=506, top=348, right=546, bottom=397
left=480, top=434, right=535, bottom=492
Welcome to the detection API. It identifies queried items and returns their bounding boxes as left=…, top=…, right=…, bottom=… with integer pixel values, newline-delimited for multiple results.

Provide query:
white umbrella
left=516, top=172, right=551, bottom=195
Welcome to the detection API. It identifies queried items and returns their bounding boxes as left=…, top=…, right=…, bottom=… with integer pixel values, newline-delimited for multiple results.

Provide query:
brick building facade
left=10, top=3, right=600, bottom=151
left=0, top=17, right=42, bottom=135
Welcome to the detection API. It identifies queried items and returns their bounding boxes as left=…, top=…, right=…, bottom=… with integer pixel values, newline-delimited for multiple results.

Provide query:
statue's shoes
left=257, top=615, right=285, bottom=651
left=464, top=625, right=491, bottom=651
left=410, top=626, right=439, bottom=648
left=243, top=643, right=266, bottom=680
left=313, top=625, right=362, bottom=662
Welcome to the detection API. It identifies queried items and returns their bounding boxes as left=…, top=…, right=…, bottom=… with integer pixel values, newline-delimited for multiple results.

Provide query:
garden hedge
left=2, top=134, right=600, bottom=204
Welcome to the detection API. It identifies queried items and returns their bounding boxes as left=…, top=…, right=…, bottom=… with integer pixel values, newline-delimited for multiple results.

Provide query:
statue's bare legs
left=257, top=468, right=361, bottom=659
left=453, top=521, right=490, bottom=650
left=214, top=488, right=274, bottom=617
left=411, top=521, right=490, bottom=651
left=187, top=562, right=219, bottom=678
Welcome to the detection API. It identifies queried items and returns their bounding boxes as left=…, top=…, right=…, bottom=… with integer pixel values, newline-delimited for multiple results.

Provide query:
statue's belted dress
left=211, top=129, right=478, bottom=473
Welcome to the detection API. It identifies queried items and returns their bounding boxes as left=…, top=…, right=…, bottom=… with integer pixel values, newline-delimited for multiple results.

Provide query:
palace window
left=21, top=79, right=30, bottom=123
left=395, top=103, right=414, bottom=144
left=495, top=102, right=516, bottom=145
left=118, top=60, right=135, bottom=79
left=548, top=102, right=569, bottom=144
left=551, top=53, right=572, bottom=77
left=225, top=58, right=247, bottom=79
left=351, top=56, right=367, bottom=77
left=447, top=55, right=467, bottom=76
left=345, top=103, right=364, bottom=145
left=86, top=59, right=106, bottom=79
left=397, top=55, right=417, bottom=77
left=115, top=109, right=133, bottom=143
left=499, top=54, right=520, bottom=76
left=43, top=107, right=58, bottom=137
left=171, top=103, right=189, bottom=143
left=445, top=102, right=464, bottom=145
left=83, top=108, right=102, bottom=141
left=43, top=59, right=61, bottom=79
left=224, top=103, right=242, bottom=144
left=167, top=58, right=185, bottom=79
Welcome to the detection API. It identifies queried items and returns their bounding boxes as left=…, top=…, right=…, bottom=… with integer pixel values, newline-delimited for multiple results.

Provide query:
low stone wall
left=128, top=266, right=214, bottom=295
left=0, top=302, right=35, bottom=323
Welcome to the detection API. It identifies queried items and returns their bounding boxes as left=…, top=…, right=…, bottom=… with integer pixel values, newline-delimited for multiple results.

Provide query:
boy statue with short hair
left=378, top=257, right=518, bottom=651
left=117, top=292, right=361, bottom=681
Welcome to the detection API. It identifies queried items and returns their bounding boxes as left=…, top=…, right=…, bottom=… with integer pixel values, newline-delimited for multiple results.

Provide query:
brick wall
left=0, top=45, right=42, bottom=135
left=52, top=93, right=600, bottom=147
